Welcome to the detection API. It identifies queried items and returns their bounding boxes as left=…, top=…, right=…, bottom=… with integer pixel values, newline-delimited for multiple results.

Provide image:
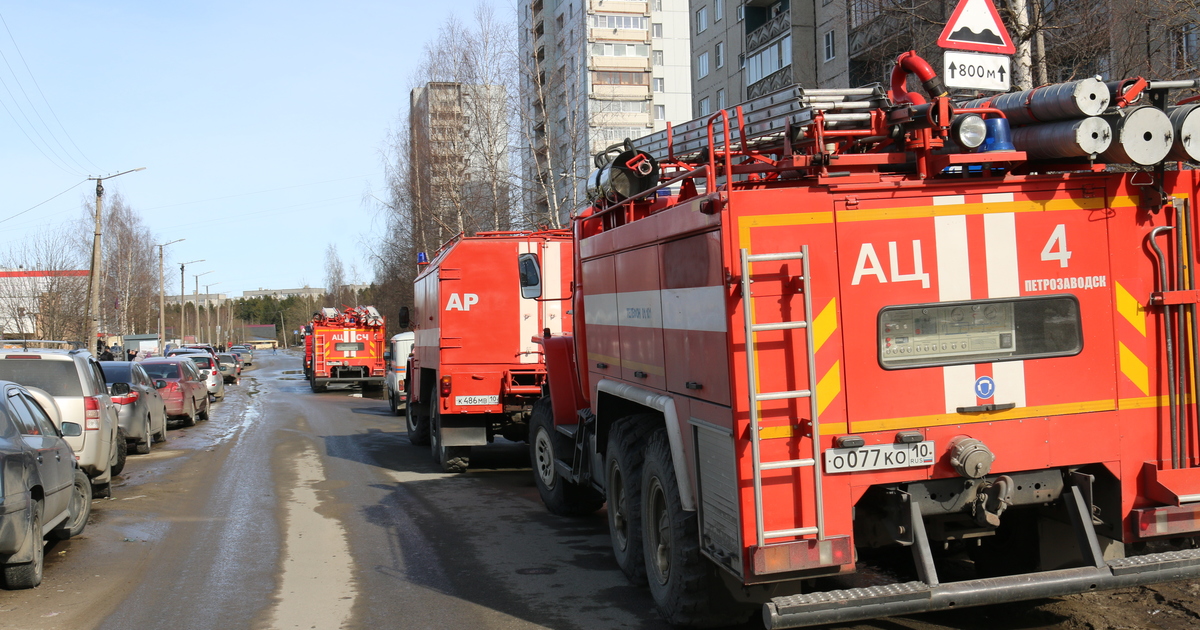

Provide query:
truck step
left=771, top=581, right=930, bottom=617
left=555, top=423, right=579, bottom=439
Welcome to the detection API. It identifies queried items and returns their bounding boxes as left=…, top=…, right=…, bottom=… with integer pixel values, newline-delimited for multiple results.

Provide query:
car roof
left=142, top=357, right=188, bottom=363
left=0, top=348, right=79, bottom=359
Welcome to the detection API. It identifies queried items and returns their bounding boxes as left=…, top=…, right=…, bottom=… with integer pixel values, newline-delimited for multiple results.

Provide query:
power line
left=0, top=94, right=76, bottom=175
left=0, top=13, right=100, bottom=172
left=0, top=178, right=87, bottom=225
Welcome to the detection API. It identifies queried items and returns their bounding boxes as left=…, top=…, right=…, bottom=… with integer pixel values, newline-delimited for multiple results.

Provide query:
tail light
left=84, top=396, right=101, bottom=430
left=112, top=391, right=140, bottom=405
left=440, top=375, right=452, bottom=397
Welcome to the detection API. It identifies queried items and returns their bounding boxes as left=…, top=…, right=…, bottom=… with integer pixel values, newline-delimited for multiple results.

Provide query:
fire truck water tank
left=949, top=436, right=995, bottom=479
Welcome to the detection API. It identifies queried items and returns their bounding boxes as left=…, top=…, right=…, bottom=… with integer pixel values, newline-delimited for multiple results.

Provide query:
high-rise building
left=410, top=82, right=510, bottom=246
left=519, top=0, right=693, bottom=225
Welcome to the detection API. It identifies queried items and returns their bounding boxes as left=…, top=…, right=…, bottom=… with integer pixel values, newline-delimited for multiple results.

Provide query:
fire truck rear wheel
left=642, top=429, right=753, bottom=628
left=406, top=389, right=430, bottom=446
left=430, top=407, right=469, bottom=473
left=607, top=415, right=656, bottom=585
left=528, top=397, right=602, bottom=516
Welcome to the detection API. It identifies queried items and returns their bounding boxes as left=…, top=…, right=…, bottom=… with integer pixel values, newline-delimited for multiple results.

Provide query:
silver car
left=101, top=361, right=168, bottom=455
left=185, top=354, right=225, bottom=400
left=0, top=349, right=121, bottom=497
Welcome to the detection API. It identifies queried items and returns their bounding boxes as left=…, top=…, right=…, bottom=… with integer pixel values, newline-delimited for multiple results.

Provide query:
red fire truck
left=401, top=230, right=573, bottom=472
left=522, top=53, right=1200, bottom=627
left=305, top=306, right=386, bottom=392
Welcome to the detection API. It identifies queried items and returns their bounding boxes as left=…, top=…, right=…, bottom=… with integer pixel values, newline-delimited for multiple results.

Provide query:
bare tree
left=0, top=229, right=89, bottom=342
left=325, top=244, right=348, bottom=307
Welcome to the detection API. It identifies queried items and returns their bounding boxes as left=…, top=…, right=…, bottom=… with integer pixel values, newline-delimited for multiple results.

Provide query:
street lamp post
left=193, top=271, right=213, bottom=343
left=85, top=167, right=145, bottom=351
left=157, top=239, right=184, bottom=355
left=204, top=282, right=220, bottom=345
left=179, top=259, right=204, bottom=344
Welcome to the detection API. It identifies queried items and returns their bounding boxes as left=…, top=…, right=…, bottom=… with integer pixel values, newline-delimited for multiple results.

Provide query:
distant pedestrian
left=99, top=347, right=114, bottom=361
left=127, top=349, right=137, bottom=361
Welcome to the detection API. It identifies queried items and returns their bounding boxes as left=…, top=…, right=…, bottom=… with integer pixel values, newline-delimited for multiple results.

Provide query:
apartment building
left=519, top=0, right=692, bottom=225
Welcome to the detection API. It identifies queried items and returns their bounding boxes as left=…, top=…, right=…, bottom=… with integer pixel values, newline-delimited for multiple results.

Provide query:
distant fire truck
left=304, top=306, right=386, bottom=392
left=520, top=51, right=1200, bottom=627
left=401, top=230, right=572, bottom=473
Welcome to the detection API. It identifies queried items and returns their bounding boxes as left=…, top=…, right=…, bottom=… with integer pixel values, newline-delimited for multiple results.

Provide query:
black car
left=0, top=381, right=91, bottom=589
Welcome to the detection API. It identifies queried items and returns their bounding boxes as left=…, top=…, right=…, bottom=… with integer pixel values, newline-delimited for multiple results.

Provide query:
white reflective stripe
left=585, top=293, right=618, bottom=326
left=543, top=241, right=563, bottom=336
left=616, top=290, right=663, bottom=328
left=984, top=212, right=1020, bottom=298
left=992, top=361, right=1027, bottom=408
left=661, top=287, right=727, bottom=332
left=934, top=215, right=971, bottom=300
left=933, top=195, right=966, bottom=206
left=943, top=364, right=978, bottom=413
left=518, top=242, right=539, bottom=364
left=982, top=192, right=1014, bottom=203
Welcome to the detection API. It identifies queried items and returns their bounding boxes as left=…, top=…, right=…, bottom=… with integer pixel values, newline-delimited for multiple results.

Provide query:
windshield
left=0, top=359, right=83, bottom=396
left=188, top=356, right=215, bottom=369
left=141, top=363, right=181, bottom=380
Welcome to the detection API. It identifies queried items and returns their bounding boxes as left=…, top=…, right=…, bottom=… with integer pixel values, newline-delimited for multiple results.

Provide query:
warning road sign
left=943, top=50, right=1011, bottom=91
left=938, top=0, right=1015, bottom=54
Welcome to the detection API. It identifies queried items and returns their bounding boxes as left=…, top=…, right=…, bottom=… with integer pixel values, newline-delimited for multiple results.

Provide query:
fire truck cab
left=524, top=54, right=1200, bottom=628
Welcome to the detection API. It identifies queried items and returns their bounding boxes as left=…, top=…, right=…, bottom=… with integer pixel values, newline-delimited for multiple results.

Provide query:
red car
left=139, top=358, right=210, bottom=426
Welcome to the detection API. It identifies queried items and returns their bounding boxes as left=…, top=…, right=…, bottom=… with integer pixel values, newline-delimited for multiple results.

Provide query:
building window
left=653, top=77, right=665, bottom=92
left=696, top=7, right=708, bottom=33
left=591, top=42, right=651, bottom=57
left=717, top=88, right=726, bottom=110
left=591, top=99, right=650, bottom=113
left=746, top=35, right=792, bottom=85
left=592, top=71, right=651, bottom=85
left=699, top=97, right=711, bottom=116
left=715, top=1, right=724, bottom=21
left=590, top=14, right=648, bottom=30
left=737, top=5, right=744, bottom=21
left=698, top=52, right=710, bottom=79
left=824, top=31, right=836, bottom=62
left=654, top=104, right=666, bottom=120
left=739, top=53, right=745, bottom=68
left=652, top=22, right=663, bottom=38
left=716, top=42, right=725, bottom=68
left=653, top=49, right=664, bottom=66
left=652, top=0, right=663, bottom=9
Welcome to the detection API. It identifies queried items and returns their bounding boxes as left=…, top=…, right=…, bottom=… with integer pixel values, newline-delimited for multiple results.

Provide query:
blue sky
left=0, top=1, right=479, bottom=296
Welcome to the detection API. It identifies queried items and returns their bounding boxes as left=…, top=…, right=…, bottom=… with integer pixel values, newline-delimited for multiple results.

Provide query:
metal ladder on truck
left=739, top=245, right=825, bottom=547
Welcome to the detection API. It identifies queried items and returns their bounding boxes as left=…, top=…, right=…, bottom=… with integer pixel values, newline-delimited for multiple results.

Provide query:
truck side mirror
left=518, top=252, right=542, bottom=299
left=397, top=307, right=411, bottom=329
left=384, top=351, right=392, bottom=362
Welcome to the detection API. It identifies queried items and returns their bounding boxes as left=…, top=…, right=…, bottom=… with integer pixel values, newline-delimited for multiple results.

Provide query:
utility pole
left=279, top=311, right=287, bottom=349
left=86, top=167, right=146, bottom=352
left=194, top=271, right=213, bottom=343
left=204, top=282, right=220, bottom=345
left=157, top=239, right=184, bottom=355
left=179, top=259, right=203, bottom=345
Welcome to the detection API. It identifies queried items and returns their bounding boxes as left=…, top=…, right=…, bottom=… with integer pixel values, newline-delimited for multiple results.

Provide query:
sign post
left=937, top=0, right=1015, bottom=92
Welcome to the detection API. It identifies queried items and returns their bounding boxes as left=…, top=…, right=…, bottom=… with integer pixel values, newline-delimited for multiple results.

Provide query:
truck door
left=836, top=189, right=1117, bottom=433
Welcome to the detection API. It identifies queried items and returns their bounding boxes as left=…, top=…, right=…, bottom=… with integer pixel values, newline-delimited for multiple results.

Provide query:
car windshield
left=188, top=356, right=215, bottom=369
left=218, top=354, right=236, bottom=363
left=101, top=363, right=132, bottom=384
left=141, top=363, right=181, bottom=380
left=0, top=358, right=83, bottom=396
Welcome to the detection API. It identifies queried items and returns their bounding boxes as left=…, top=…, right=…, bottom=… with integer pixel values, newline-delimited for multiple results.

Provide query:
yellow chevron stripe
left=1115, top=282, right=1147, bottom=336
left=813, top=298, right=837, bottom=353
left=1119, top=341, right=1151, bottom=396
left=816, top=361, right=841, bottom=416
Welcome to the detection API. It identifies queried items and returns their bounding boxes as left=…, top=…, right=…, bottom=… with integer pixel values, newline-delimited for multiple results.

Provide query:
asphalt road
left=1, top=352, right=1197, bottom=630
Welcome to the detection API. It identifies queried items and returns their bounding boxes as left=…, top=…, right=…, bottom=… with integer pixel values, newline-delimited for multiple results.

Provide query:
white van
left=385, top=332, right=415, bottom=416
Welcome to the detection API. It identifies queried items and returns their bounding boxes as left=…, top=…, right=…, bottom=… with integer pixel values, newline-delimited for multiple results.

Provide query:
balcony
left=747, top=65, right=792, bottom=99
left=531, top=0, right=543, bottom=14
left=746, top=9, right=790, bottom=54
left=848, top=12, right=905, bottom=59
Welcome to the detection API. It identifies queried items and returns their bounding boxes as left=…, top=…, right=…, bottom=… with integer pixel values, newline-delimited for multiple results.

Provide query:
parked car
left=165, top=348, right=207, bottom=358
left=386, top=332, right=415, bottom=416
left=139, top=358, right=209, bottom=426
left=231, top=346, right=253, bottom=366
left=0, top=381, right=91, bottom=589
left=217, top=353, right=241, bottom=382
left=182, top=344, right=219, bottom=358
left=100, top=361, right=168, bottom=455
left=0, top=349, right=122, bottom=496
left=184, top=354, right=225, bottom=400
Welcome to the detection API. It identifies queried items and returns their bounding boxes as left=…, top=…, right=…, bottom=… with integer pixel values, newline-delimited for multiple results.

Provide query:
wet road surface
left=1, top=352, right=1198, bottom=629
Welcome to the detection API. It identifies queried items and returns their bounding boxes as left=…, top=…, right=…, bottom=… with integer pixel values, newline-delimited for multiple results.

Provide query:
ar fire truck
left=304, top=306, right=386, bottom=392
left=402, top=230, right=572, bottom=472
left=521, top=52, right=1200, bottom=628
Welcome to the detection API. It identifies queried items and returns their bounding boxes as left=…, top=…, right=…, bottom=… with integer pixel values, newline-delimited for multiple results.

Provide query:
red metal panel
left=615, top=245, right=666, bottom=390
left=662, top=232, right=731, bottom=406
